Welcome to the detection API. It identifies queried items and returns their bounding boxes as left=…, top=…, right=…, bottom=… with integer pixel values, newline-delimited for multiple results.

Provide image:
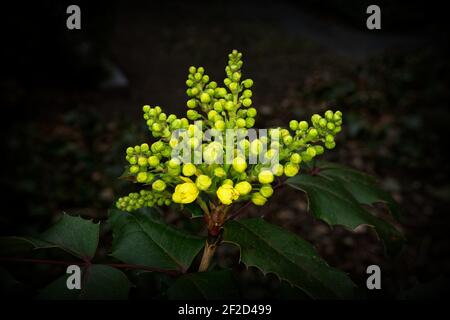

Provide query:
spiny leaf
left=317, top=161, right=400, bottom=220
left=287, top=174, right=403, bottom=254
left=109, top=208, right=204, bottom=272
left=223, top=218, right=356, bottom=299
left=0, top=214, right=99, bottom=260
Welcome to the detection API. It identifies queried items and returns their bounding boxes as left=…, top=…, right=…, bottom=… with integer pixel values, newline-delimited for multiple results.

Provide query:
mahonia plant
left=117, top=50, right=341, bottom=216
left=0, top=50, right=401, bottom=300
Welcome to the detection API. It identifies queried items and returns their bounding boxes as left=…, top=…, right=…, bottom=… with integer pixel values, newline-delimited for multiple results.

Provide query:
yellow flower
left=172, top=180, right=199, bottom=204
left=217, top=185, right=239, bottom=205
left=235, top=181, right=252, bottom=196
left=196, top=175, right=212, bottom=191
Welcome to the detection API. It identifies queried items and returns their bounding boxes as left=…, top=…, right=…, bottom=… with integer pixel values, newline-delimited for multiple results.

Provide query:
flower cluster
left=116, top=50, right=342, bottom=213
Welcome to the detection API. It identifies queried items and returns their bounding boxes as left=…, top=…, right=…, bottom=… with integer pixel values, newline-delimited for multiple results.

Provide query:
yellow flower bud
left=271, top=163, right=284, bottom=176
left=214, top=167, right=226, bottom=178
left=196, top=175, right=212, bottom=191
left=258, top=170, right=274, bottom=184
left=232, top=157, right=247, bottom=173
left=235, top=181, right=252, bottom=196
left=251, top=192, right=267, bottom=206
left=182, top=163, right=197, bottom=176
left=203, top=142, right=223, bottom=163
left=260, top=184, right=273, bottom=198
left=250, top=139, right=263, bottom=156
left=284, top=162, right=299, bottom=177
left=217, top=185, right=239, bottom=205
left=222, top=179, right=234, bottom=186
left=172, top=181, right=199, bottom=204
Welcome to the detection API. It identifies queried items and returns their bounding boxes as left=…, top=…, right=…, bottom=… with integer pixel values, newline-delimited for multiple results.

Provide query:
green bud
left=308, top=128, right=318, bottom=138
left=224, top=101, right=234, bottom=111
left=148, top=155, right=160, bottom=167
left=306, top=146, right=317, bottom=157
left=215, top=120, right=225, bottom=130
left=168, top=158, right=181, bottom=168
left=242, top=98, right=252, bottom=107
left=319, top=118, right=327, bottom=128
left=187, top=99, right=197, bottom=108
left=283, top=135, right=293, bottom=145
left=152, top=123, right=162, bottom=132
left=200, top=92, right=210, bottom=103
left=130, top=165, right=139, bottom=174
left=152, top=179, right=166, bottom=192
left=138, top=156, right=148, bottom=166
left=232, top=72, right=241, bottom=82
left=246, top=118, right=255, bottom=128
left=325, top=141, right=336, bottom=149
left=236, top=118, right=246, bottom=128
left=136, top=172, right=148, bottom=183
left=247, top=108, right=257, bottom=118
left=289, top=120, right=298, bottom=130
left=315, top=145, right=324, bottom=155
left=187, top=110, right=199, bottom=120
left=216, top=87, right=227, bottom=97
left=143, top=105, right=151, bottom=113
left=325, top=110, right=334, bottom=121
left=325, top=134, right=334, bottom=143
left=213, top=101, right=223, bottom=112
left=126, top=147, right=134, bottom=155
left=327, top=122, right=335, bottom=130
left=299, top=121, right=309, bottom=130
left=243, top=89, right=252, bottom=98
left=229, top=82, right=238, bottom=92
left=311, top=114, right=321, bottom=124
left=290, top=153, right=302, bottom=164
left=243, top=79, right=253, bottom=88
left=251, top=192, right=267, bottom=206
left=189, top=66, right=196, bottom=74
left=260, top=184, right=274, bottom=198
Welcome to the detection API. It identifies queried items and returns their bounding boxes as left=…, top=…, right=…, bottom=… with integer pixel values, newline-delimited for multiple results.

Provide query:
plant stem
left=198, top=239, right=217, bottom=272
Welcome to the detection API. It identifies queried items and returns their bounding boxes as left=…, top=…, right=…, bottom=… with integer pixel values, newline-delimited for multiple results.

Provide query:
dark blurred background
left=1, top=0, right=449, bottom=299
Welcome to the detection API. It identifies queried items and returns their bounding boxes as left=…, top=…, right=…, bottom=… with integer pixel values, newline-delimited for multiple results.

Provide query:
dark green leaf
left=317, top=162, right=400, bottom=220
left=38, top=264, right=131, bottom=300
left=40, top=213, right=99, bottom=260
left=223, top=218, right=355, bottom=299
left=0, top=214, right=99, bottom=260
left=167, top=270, right=239, bottom=300
left=109, top=209, right=204, bottom=272
left=287, top=174, right=403, bottom=253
